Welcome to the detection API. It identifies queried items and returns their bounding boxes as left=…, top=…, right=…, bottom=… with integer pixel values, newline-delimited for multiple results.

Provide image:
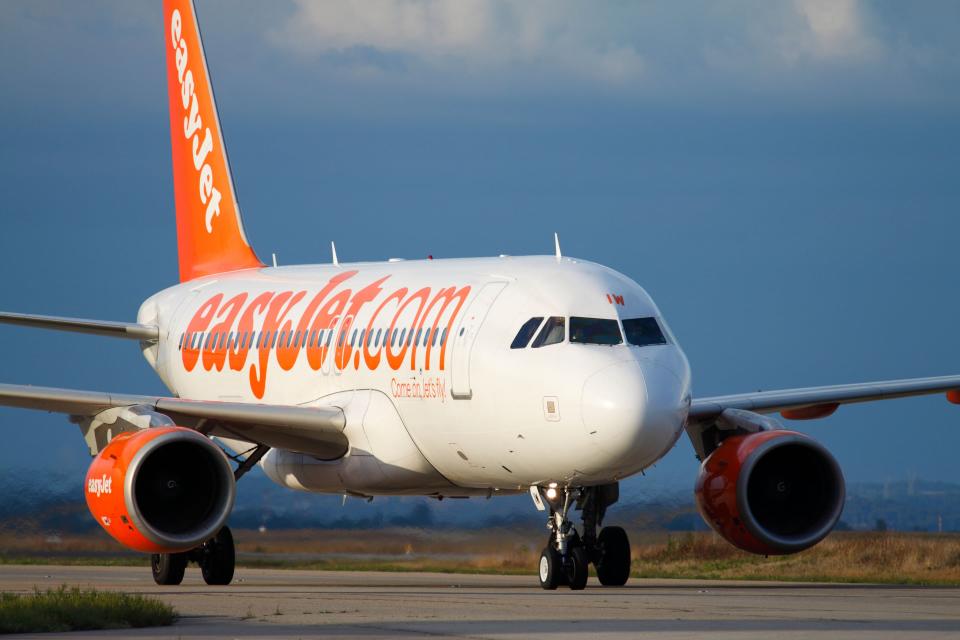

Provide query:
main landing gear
left=151, top=525, right=236, bottom=586
left=535, top=484, right=631, bottom=590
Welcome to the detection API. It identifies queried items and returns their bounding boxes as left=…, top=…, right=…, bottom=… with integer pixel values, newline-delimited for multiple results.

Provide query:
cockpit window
left=623, top=317, right=667, bottom=347
left=531, top=316, right=565, bottom=348
left=511, top=317, right=544, bottom=349
left=570, top=317, right=623, bottom=345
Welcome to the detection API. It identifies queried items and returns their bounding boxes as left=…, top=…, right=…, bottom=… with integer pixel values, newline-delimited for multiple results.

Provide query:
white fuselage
left=138, top=255, right=692, bottom=497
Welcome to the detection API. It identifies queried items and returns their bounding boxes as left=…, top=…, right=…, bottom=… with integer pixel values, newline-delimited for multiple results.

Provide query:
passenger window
left=399, top=328, right=407, bottom=346
left=178, top=334, right=184, bottom=350
left=441, top=327, right=448, bottom=346
left=350, top=329, right=357, bottom=346
left=510, top=317, right=544, bottom=349
left=623, top=317, right=668, bottom=347
left=358, top=329, right=365, bottom=346
left=431, top=328, right=438, bottom=347
left=531, top=316, right=565, bottom=348
left=570, top=317, right=622, bottom=346
left=376, top=328, right=383, bottom=347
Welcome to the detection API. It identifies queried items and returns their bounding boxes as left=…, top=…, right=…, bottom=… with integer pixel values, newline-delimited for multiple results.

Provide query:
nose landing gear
left=535, top=484, right=630, bottom=590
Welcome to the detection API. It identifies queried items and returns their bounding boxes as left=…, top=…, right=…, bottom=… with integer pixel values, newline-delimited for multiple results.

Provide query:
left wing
left=0, top=311, right=158, bottom=341
left=685, top=374, right=960, bottom=461
left=689, top=374, right=960, bottom=422
left=0, top=382, right=347, bottom=459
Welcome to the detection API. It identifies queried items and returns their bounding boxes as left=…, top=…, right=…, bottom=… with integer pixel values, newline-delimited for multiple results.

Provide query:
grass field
left=1, top=528, right=958, bottom=586
left=0, top=586, right=175, bottom=634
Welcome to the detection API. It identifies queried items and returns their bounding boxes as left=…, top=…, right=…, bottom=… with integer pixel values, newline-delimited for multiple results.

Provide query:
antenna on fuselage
left=554, top=232, right=562, bottom=262
left=271, top=253, right=278, bottom=268
left=331, top=241, right=339, bottom=267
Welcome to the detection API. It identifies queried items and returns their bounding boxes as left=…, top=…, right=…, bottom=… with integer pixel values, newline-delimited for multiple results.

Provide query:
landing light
left=545, top=487, right=558, bottom=500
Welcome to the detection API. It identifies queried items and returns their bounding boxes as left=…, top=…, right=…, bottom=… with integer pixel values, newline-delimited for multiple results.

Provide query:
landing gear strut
left=536, top=484, right=630, bottom=590
left=150, top=525, right=236, bottom=586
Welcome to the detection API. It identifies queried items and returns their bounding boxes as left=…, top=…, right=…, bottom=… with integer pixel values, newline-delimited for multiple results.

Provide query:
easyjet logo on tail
left=170, top=9, right=222, bottom=234
left=180, top=272, right=472, bottom=398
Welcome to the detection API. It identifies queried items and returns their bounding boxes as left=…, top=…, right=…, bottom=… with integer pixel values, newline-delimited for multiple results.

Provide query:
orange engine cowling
left=694, top=430, right=844, bottom=555
left=85, top=426, right=236, bottom=553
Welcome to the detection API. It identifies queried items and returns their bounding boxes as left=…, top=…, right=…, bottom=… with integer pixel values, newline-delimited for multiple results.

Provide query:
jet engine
left=695, top=430, right=844, bottom=555
left=85, top=426, right=235, bottom=553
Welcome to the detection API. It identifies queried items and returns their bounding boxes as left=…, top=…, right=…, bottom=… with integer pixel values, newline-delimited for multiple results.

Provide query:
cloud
left=262, top=0, right=959, bottom=106
left=269, top=0, right=647, bottom=85
left=782, top=0, right=882, bottom=62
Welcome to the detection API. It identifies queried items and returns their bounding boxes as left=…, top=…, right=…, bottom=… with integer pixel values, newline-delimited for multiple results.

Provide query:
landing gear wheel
left=538, top=545, right=562, bottom=590
left=199, top=526, right=235, bottom=586
left=595, top=526, right=631, bottom=586
left=566, top=545, right=589, bottom=591
left=151, top=552, right=187, bottom=586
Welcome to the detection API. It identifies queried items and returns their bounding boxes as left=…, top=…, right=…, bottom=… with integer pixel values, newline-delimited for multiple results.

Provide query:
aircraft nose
left=581, top=357, right=687, bottom=469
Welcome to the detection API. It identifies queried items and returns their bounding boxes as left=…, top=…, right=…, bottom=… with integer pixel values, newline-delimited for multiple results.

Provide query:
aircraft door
left=450, top=282, right=507, bottom=399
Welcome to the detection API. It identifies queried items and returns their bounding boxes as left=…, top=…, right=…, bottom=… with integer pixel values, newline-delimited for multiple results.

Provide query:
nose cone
left=581, top=355, right=688, bottom=472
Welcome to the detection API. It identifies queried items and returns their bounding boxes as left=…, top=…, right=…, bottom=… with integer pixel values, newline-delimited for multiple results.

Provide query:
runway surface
left=2, top=564, right=959, bottom=639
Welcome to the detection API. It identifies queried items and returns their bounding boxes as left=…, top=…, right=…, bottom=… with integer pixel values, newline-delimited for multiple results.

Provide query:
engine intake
left=85, top=426, right=235, bottom=553
left=695, top=430, right=844, bottom=555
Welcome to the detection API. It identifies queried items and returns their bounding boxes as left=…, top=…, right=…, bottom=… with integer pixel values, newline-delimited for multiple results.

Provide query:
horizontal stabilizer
left=0, top=312, right=158, bottom=341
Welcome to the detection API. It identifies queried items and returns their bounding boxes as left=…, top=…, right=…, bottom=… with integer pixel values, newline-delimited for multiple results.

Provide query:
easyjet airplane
left=2, top=0, right=958, bottom=591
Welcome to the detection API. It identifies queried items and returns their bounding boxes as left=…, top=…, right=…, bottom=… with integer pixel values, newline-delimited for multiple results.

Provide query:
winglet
left=164, top=0, right=263, bottom=282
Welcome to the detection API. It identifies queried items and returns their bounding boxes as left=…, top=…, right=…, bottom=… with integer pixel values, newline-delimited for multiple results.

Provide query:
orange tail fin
left=164, top=0, right=263, bottom=282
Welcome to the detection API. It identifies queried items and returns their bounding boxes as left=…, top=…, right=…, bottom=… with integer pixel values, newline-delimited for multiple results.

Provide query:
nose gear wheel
left=536, top=484, right=631, bottom=590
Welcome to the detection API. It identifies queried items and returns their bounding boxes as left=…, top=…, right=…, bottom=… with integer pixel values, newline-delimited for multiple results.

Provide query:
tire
left=151, top=553, right=187, bottom=586
left=595, top=526, right=631, bottom=586
left=538, top=545, right=562, bottom=590
left=200, top=526, right=235, bottom=586
left=567, top=545, right=589, bottom=591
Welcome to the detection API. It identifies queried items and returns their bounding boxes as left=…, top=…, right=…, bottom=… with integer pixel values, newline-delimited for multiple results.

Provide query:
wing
left=684, top=374, right=960, bottom=462
left=0, top=311, right=158, bottom=341
left=0, top=382, right=347, bottom=459
left=690, top=374, right=960, bottom=421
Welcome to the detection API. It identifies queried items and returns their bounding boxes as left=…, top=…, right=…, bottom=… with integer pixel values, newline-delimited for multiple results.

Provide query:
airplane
left=2, top=0, right=959, bottom=591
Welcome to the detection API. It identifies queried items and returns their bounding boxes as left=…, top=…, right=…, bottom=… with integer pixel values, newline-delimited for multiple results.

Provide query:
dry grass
left=634, top=532, right=960, bottom=585
left=1, top=528, right=958, bottom=585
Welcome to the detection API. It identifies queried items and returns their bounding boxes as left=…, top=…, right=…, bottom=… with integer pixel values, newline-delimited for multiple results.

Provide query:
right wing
left=0, top=311, right=158, bottom=341
left=0, top=382, right=347, bottom=459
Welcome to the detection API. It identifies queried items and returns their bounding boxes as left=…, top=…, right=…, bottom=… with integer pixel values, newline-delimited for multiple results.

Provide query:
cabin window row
left=177, top=325, right=450, bottom=353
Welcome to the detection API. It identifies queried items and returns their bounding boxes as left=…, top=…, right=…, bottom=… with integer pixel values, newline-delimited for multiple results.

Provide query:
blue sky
left=1, top=0, right=959, bottom=492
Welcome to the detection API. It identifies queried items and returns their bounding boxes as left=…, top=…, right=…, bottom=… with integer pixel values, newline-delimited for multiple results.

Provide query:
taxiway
left=1, top=564, right=958, bottom=639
